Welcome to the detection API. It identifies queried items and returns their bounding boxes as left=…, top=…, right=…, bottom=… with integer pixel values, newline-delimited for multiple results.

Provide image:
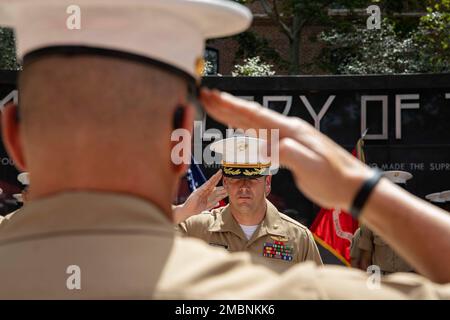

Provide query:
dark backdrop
left=1, top=71, right=449, bottom=224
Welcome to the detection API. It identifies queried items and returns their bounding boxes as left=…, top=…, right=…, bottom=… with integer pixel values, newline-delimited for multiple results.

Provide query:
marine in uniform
left=0, top=0, right=448, bottom=299
left=178, top=135, right=322, bottom=272
left=349, top=228, right=362, bottom=269
left=358, top=171, right=415, bottom=274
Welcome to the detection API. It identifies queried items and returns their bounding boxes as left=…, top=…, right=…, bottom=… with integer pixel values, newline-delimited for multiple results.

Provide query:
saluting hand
left=173, top=170, right=227, bottom=224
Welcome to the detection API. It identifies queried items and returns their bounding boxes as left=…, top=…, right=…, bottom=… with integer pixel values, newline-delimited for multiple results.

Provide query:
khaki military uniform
left=0, top=210, right=17, bottom=227
left=359, top=224, right=414, bottom=274
left=177, top=200, right=322, bottom=273
left=0, top=192, right=448, bottom=299
left=350, top=228, right=362, bottom=268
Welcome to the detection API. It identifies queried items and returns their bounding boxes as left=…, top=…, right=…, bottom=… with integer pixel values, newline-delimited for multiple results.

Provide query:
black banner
left=202, top=74, right=450, bottom=223
left=1, top=72, right=449, bottom=223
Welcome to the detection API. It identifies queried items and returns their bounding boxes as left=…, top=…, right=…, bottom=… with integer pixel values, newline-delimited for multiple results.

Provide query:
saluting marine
left=178, top=135, right=322, bottom=272
left=357, top=171, right=415, bottom=274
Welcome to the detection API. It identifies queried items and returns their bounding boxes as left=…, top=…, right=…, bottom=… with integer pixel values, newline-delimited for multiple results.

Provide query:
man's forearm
left=360, top=179, right=450, bottom=283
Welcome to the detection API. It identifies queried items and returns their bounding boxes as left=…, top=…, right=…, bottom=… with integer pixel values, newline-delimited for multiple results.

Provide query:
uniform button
left=273, top=224, right=279, bottom=229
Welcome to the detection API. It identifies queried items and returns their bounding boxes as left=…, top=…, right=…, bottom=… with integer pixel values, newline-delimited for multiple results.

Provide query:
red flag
left=310, top=208, right=359, bottom=266
left=309, top=132, right=367, bottom=266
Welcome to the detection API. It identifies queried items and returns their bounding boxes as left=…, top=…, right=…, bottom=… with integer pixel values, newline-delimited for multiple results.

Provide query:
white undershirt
left=239, top=224, right=259, bottom=240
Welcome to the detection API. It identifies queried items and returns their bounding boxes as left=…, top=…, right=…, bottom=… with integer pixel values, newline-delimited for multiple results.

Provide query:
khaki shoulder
left=204, top=205, right=227, bottom=217
left=279, top=212, right=309, bottom=232
left=157, top=237, right=450, bottom=299
left=278, top=213, right=318, bottom=249
left=283, top=263, right=450, bottom=299
left=179, top=206, right=226, bottom=237
left=188, top=205, right=226, bottom=226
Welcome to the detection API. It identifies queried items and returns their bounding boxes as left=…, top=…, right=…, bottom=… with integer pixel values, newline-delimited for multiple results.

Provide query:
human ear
left=1, top=103, right=26, bottom=171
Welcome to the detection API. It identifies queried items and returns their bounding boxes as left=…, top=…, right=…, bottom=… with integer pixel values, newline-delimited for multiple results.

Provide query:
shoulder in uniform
left=371, top=171, right=415, bottom=273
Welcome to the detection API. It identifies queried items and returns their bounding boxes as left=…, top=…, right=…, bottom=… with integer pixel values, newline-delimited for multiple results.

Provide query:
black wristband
left=350, top=169, right=383, bottom=219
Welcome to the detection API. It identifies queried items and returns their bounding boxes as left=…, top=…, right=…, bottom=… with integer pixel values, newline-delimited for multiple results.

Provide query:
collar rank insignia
left=263, top=240, right=293, bottom=261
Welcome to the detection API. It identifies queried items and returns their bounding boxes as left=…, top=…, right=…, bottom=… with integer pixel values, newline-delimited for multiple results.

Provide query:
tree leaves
left=0, top=27, right=20, bottom=70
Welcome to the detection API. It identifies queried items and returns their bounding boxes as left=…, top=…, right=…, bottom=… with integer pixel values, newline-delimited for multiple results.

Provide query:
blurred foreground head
left=0, top=0, right=251, bottom=213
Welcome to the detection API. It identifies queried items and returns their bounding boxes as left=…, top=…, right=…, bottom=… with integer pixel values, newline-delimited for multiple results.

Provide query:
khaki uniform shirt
left=0, top=192, right=448, bottom=299
left=350, top=228, right=362, bottom=268
left=177, top=200, right=322, bottom=273
left=359, top=224, right=414, bottom=274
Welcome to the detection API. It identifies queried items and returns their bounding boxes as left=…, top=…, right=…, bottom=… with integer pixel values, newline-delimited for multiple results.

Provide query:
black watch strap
left=350, top=169, right=383, bottom=219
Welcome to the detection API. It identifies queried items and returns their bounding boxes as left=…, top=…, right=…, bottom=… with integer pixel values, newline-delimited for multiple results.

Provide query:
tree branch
left=260, top=0, right=293, bottom=39
left=293, top=0, right=335, bottom=34
left=273, top=0, right=293, bottom=37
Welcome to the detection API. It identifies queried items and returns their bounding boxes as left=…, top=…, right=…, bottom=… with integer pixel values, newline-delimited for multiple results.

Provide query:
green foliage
left=0, top=27, right=20, bottom=70
left=319, top=1, right=450, bottom=74
left=231, top=0, right=375, bottom=74
left=231, top=56, right=276, bottom=76
left=319, top=19, right=418, bottom=74
left=231, top=1, right=437, bottom=74
left=202, top=60, right=214, bottom=76
left=412, top=0, right=450, bottom=72
left=233, top=31, right=288, bottom=71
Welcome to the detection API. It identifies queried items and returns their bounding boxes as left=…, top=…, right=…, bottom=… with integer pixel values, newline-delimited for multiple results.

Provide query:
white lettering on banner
left=1, top=157, right=14, bottom=166
left=263, top=96, right=292, bottom=116
left=430, top=163, right=450, bottom=171
left=1, top=91, right=437, bottom=142
left=361, top=95, right=388, bottom=140
left=395, top=94, right=420, bottom=139
left=197, top=93, right=433, bottom=141
left=0, top=90, right=18, bottom=112
left=300, top=95, right=335, bottom=131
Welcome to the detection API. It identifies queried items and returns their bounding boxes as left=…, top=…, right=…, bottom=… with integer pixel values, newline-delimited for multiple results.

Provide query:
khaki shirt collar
left=208, top=200, right=288, bottom=242
left=208, top=204, right=246, bottom=240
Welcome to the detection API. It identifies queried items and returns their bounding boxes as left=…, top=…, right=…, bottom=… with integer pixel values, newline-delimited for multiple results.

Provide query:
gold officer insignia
left=223, top=167, right=241, bottom=175
left=270, top=235, right=289, bottom=242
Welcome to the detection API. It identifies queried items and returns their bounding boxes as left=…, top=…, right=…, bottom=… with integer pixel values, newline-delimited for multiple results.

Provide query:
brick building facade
left=205, top=2, right=330, bottom=75
left=205, top=2, right=424, bottom=75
